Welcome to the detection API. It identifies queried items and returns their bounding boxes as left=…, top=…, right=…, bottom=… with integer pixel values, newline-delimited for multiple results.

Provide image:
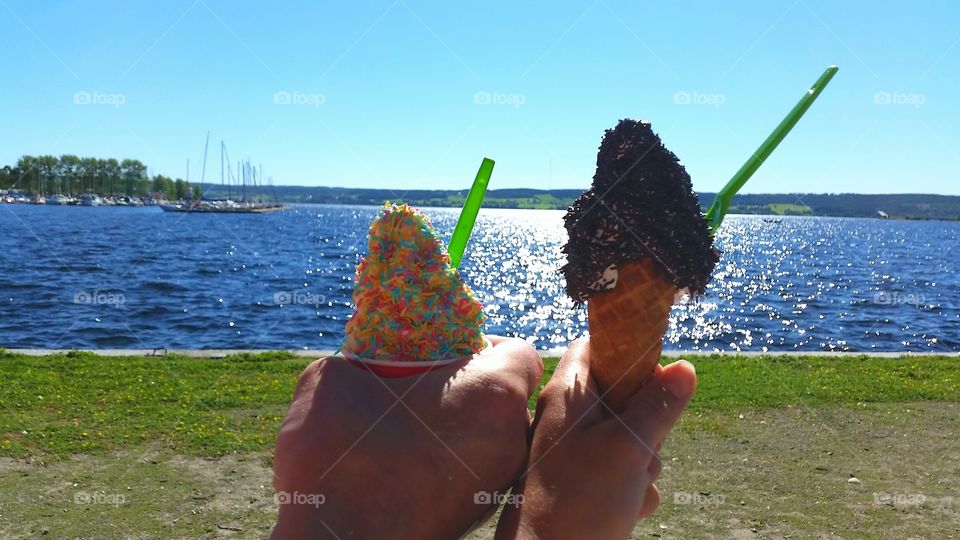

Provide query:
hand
left=271, top=336, right=543, bottom=540
left=497, top=338, right=696, bottom=540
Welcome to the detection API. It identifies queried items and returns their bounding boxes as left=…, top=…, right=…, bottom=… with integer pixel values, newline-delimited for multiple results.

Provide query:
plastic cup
left=341, top=336, right=494, bottom=378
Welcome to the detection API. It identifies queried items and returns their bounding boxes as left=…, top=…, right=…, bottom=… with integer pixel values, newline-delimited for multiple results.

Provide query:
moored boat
left=46, top=194, right=71, bottom=205
left=80, top=194, right=102, bottom=206
left=159, top=135, right=285, bottom=214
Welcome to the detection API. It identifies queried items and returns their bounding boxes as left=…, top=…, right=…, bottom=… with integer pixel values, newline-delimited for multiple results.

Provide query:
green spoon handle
left=448, top=157, right=494, bottom=268
left=706, top=65, right=839, bottom=233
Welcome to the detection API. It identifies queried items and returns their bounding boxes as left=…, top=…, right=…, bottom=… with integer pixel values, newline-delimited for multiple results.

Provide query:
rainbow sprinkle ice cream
left=342, top=203, right=486, bottom=361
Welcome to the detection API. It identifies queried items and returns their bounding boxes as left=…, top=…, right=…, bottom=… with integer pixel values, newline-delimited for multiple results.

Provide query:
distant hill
left=196, top=183, right=960, bottom=221
left=698, top=193, right=960, bottom=221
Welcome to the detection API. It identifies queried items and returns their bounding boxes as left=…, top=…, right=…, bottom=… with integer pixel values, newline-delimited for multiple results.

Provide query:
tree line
left=249, top=185, right=960, bottom=219
left=0, top=155, right=199, bottom=200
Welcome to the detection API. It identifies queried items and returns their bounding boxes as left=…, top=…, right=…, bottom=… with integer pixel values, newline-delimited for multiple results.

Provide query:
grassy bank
left=1, top=351, right=958, bottom=538
left=2, top=350, right=957, bottom=459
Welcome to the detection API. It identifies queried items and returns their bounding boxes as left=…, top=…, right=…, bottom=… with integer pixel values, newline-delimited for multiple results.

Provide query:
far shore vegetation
left=0, top=155, right=199, bottom=200
left=3, top=154, right=959, bottom=220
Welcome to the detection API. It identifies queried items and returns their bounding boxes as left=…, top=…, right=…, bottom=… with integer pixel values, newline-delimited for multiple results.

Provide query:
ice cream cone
left=342, top=203, right=487, bottom=366
left=588, top=258, right=677, bottom=412
left=563, top=119, right=718, bottom=410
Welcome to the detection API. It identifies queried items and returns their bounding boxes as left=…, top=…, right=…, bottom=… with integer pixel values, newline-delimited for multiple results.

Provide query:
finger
left=621, top=360, right=696, bottom=448
left=291, top=357, right=327, bottom=397
left=638, top=484, right=660, bottom=518
left=535, top=338, right=603, bottom=424
left=470, top=335, right=544, bottom=400
left=647, top=452, right=663, bottom=481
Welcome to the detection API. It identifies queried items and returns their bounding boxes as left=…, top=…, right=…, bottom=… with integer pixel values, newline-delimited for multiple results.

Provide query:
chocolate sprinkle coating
left=562, top=119, right=719, bottom=303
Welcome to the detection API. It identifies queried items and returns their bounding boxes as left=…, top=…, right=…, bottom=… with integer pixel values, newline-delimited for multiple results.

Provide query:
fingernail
left=662, top=361, right=695, bottom=398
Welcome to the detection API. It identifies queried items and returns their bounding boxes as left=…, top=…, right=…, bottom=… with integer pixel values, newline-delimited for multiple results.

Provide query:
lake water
left=1, top=204, right=957, bottom=352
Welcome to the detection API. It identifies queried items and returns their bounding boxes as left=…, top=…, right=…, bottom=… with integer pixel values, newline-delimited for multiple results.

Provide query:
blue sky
left=1, top=0, right=958, bottom=194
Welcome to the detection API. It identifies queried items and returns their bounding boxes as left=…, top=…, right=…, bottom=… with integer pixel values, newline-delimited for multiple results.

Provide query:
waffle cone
left=588, top=259, right=677, bottom=412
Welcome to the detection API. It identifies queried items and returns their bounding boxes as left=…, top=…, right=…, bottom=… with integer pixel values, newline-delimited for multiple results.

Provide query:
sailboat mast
left=221, top=141, right=230, bottom=201
left=199, top=131, right=210, bottom=200
left=241, top=160, right=246, bottom=202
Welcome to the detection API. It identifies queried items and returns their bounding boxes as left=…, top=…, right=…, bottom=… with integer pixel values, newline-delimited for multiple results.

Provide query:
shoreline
left=3, top=199, right=960, bottom=222
left=0, top=194, right=960, bottom=223
left=5, top=348, right=958, bottom=358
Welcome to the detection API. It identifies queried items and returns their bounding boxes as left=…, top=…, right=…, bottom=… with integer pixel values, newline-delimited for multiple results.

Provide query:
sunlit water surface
left=0, top=204, right=957, bottom=352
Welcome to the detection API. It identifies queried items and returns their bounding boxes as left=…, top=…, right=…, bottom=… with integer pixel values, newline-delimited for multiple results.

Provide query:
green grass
left=406, top=193, right=575, bottom=210
left=767, top=203, right=814, bottom=215
left=1, top=350, right=958, bottom=459
left=0, top=350, right=305, bottom=459
left=727, top=203, right=814, bottom=215
left=683, top=354, right=959, bottom=410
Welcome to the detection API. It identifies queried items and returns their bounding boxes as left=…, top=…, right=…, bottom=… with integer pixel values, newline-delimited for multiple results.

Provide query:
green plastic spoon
left=705, top=65, right=839, bottom=234
left=448, top=157, right=494, bottom=268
